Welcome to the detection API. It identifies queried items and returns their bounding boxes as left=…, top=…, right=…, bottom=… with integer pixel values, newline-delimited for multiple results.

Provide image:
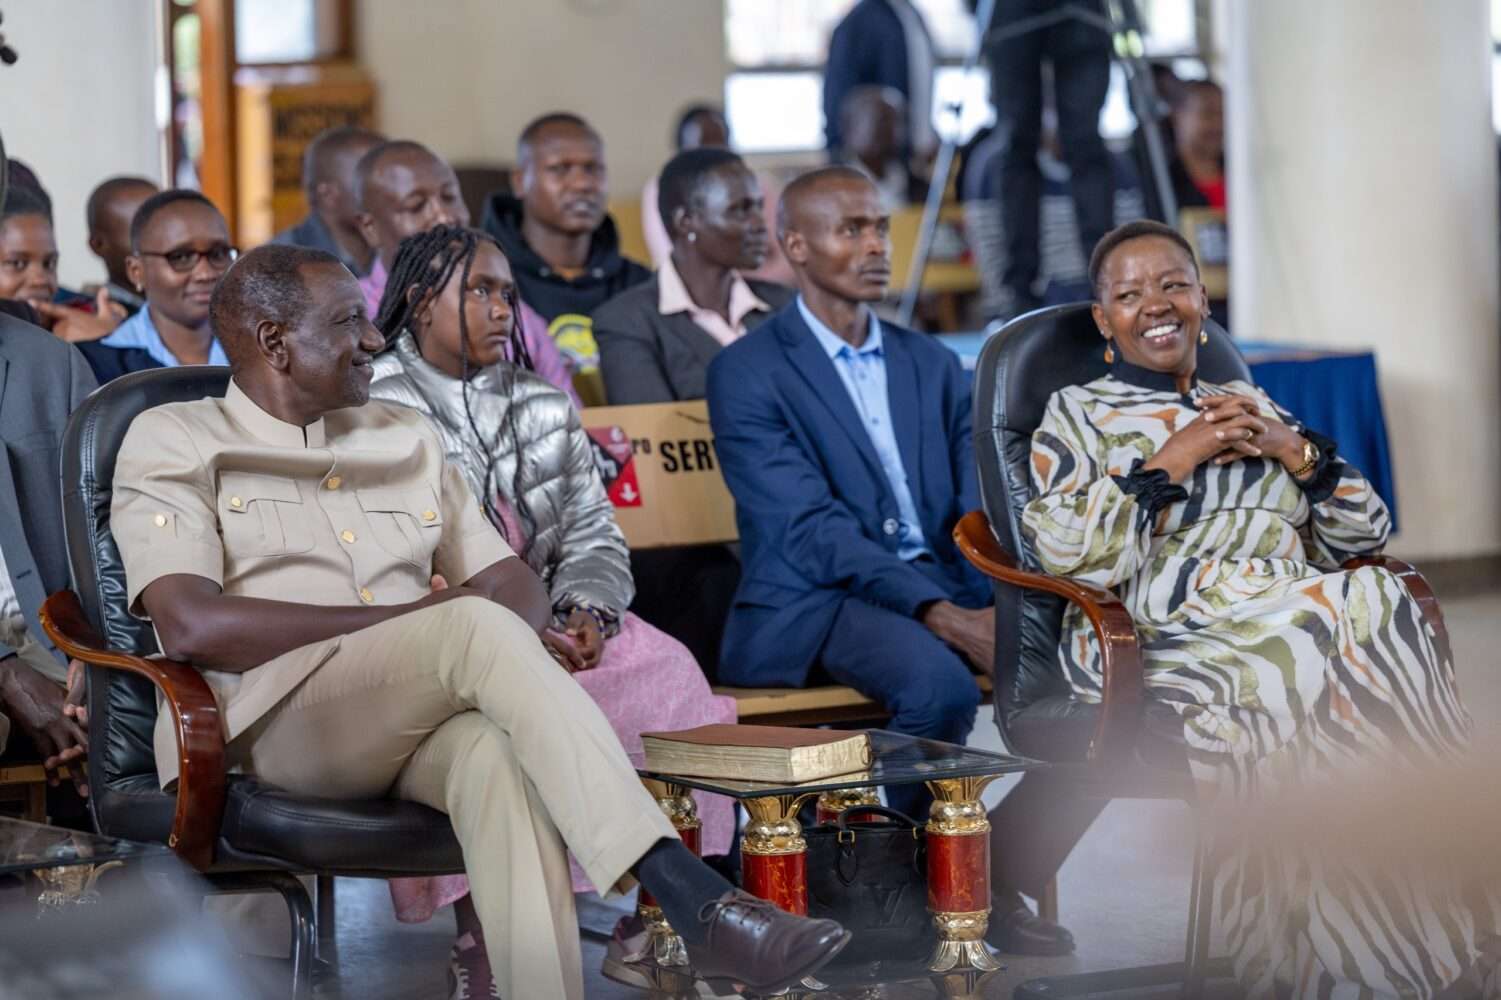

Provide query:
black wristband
left=1291, top=428, right=1342, bottom=504
left=1112, top=459, right=1189, bottom=525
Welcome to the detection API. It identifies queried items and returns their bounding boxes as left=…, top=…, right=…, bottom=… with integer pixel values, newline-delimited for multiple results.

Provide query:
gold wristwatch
left=1289, top=438, right=1319, bottom=480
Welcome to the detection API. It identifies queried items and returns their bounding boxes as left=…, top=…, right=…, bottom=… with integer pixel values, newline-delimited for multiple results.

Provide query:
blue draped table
left=938, top=333, right=1398, bottom=529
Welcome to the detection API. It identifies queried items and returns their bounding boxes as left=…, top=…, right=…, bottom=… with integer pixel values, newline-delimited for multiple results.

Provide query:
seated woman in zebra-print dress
left=1024, top=220, right=1494, bottom=998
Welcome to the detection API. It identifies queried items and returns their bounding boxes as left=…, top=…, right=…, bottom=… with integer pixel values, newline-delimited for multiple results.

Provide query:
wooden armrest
left=39, top=590, right=225, bottom=871
left=1341, top=555, right=1452, bottom=667
left=953, top=510, right=1144, bottom=763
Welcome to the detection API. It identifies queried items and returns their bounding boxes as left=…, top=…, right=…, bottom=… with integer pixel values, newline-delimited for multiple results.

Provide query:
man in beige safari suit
left=110, top=243, right=848, bottom=1000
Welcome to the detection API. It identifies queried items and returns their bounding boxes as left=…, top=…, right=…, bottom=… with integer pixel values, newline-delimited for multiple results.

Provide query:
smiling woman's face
left=1091, top=235, right=1208, bottom=377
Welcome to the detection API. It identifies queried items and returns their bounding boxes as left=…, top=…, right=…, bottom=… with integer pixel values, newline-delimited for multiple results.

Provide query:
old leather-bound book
left=641, top=725, right=872, bottom=783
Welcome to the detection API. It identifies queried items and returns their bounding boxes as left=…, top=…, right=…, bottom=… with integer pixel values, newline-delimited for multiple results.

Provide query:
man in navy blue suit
left=708, top=166, right=1084, bottom=956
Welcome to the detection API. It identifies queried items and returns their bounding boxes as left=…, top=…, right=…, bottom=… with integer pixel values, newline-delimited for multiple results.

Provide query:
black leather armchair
left=39, top=367, right=466, bottom=999
left=954, top=304, right=1450, bottom=998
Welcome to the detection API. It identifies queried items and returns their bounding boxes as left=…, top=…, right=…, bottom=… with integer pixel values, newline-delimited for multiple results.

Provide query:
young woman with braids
left=367, top=224, right=736, bottom=999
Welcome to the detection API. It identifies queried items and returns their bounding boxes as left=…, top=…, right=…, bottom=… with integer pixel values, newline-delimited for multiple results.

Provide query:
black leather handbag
left=805, top=806, right=934, bottom=963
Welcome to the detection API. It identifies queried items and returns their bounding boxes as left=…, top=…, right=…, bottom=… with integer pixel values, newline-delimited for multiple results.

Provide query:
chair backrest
left=972, top=304, right=1246, bottom=731
left=62, top=367, right=232, bottom=822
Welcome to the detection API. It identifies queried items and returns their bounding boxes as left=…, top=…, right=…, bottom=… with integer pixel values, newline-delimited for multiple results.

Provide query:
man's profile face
left=518, top=125, right=607, bottom=236
left=783, top=179, right=891, bottom=304
left=358, top=150, right=469, bottom=266
left=91, top=182, right=157, bottom=282
left=283, top=261, right=384, bottom=409
left=318, top=138, right=382, bottom=229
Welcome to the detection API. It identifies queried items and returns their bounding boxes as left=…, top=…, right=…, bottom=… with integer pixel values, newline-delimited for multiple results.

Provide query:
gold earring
left=1199, top=329, right=1208, bottom=345
left=1103, top=343, right=1115, bottom=364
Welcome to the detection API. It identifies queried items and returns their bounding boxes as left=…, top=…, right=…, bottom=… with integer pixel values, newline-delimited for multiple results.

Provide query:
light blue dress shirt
left=101, top=305, right=229, bottom=369
left=797, top=296, right=930, bottom=560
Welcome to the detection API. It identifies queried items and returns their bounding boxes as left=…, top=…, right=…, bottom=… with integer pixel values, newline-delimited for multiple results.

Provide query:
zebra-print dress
left=1023, top=362, right=1492, bottom=997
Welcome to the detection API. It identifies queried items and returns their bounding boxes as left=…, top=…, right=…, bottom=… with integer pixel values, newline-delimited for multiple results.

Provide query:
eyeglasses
left=137, top=245, right=238, bottom=273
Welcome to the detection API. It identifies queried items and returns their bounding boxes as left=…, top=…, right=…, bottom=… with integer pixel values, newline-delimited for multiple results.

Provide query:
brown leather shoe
left=685, top=890, right=851, bottom=992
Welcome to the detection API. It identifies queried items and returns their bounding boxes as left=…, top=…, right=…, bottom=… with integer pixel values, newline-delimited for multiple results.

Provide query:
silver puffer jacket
left=368, top=331, right=634, bottom=622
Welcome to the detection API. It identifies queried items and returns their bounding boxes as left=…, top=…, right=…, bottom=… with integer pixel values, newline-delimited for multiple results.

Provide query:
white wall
left=0, top=0, right=162, bottom=289
left=1227, top=0, right=1501, bottom=560
left=356, top=0, right=729, bottom=196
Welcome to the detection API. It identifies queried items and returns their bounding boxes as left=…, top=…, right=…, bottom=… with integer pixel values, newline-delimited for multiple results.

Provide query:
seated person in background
left=353, top=139, right=578, bottom=406
left=98, top=190, right=233, bottom=368
left=1167, top=79, right=1225, bottom=213
left=597, top=147, right=794, bottom=676
left=481, top=113, right=650, bottom=398
left=84, top=175, right=160, bottom=314
left=836, top=86, right=927, bottom=210
left=708, top=166, right=1078, bottom=956
left=641, top=105, right=791, bottom=284
left=111, top=243, right=847, bottom=1000
left=1030, top=220, right=1484, bottom=995
left=597, top=147, right=792, bottom=403
left=0, top=307, right=93, bottom=807
left=369, top=224, right=737, bottom=993
left=0, top=184, right=125, bottom=345
left=273, top=124, right=384, bottom=276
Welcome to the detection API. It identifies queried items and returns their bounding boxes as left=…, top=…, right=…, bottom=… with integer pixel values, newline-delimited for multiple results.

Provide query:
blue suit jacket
left=706, top=304, right=989, bottom=687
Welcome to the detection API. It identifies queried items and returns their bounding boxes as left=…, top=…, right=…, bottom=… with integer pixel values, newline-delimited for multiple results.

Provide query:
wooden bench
left=713, top=675, right=994, bottom=727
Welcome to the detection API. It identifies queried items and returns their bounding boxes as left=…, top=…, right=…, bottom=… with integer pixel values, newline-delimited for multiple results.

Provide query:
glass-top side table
left=631, top=730, right=1043, bottom=977
left=0, top=816, right=170, bottom=910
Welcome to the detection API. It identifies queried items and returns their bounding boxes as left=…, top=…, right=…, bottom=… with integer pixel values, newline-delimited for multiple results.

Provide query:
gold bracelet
left=1289, top=440, right=1319, bottom=479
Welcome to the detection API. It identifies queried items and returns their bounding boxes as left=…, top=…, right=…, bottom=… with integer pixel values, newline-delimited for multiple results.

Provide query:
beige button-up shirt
left=112, top=379, right=514, bottom=785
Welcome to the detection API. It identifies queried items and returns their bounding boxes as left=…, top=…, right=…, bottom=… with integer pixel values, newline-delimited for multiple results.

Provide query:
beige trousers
left=237, top=595, right=676, bottom=1000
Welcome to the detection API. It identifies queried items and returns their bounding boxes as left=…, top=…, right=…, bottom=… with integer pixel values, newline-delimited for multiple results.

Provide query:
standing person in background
left=354, top=139, right=579, bottom=407
left=981, top=0, right=1114, bottom=318
left=641, top=105, right=792, bottom=285
left=823, top=0, right=937, bottom=162
left=481, top=113, right=651, bottom=404
left=274, top=125, right=385, bottom=276
left=84, top=175, right=159, bottom=315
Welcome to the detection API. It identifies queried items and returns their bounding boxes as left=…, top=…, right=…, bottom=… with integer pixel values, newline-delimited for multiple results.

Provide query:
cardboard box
left=579, top=401, right=738, bottom=549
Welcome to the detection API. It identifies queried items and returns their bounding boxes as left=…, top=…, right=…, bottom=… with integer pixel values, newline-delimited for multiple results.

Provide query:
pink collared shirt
left=362, top=255, right=583, bottom=409
left=656, top=253, right=769, bottom=349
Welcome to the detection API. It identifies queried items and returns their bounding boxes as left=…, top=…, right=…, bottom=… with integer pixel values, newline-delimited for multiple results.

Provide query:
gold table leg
left=34, top=860, right=125, bottom=914
left=924, top=775, right=1002, bottom=973
left=814, top=786, right=882, bottom=825
left=741, top=793, right=820, bottom=915
left=634, top=778, right=702, bottom=968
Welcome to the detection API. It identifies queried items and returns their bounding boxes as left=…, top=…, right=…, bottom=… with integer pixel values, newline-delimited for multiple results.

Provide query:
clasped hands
left=427, top=574, right=601, bottom=674
left=1145, top=394, right=1308, bottom=484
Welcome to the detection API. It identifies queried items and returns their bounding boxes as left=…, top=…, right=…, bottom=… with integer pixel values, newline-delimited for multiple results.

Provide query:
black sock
left=631, top=837, right=735, bottom=946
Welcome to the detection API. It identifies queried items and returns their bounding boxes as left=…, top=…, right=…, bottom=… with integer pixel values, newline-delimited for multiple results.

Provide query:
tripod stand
left=897, top=0, right=1177, bottom=326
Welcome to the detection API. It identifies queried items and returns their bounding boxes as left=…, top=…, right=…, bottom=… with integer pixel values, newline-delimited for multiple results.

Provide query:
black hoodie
left=480, top=192, right=651, bottom=374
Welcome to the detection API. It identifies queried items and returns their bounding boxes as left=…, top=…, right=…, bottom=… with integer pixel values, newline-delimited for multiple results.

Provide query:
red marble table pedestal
left=924, top=775, right=1002, bottom=973
left=635, top=778, right=702, bottom=967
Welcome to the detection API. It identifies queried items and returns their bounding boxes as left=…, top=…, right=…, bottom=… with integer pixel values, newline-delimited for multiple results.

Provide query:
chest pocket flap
left=218, top=472, right=313, bottom=555
left=357, top=485, right=444, bottom=565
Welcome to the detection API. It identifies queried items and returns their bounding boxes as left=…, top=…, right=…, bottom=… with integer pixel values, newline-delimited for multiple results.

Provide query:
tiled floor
left=307, top=584, right=1501, bottom=999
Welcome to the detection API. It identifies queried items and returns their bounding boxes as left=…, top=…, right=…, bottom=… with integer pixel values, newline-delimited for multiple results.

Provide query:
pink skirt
left=388, top=611, right=737, bottom=923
